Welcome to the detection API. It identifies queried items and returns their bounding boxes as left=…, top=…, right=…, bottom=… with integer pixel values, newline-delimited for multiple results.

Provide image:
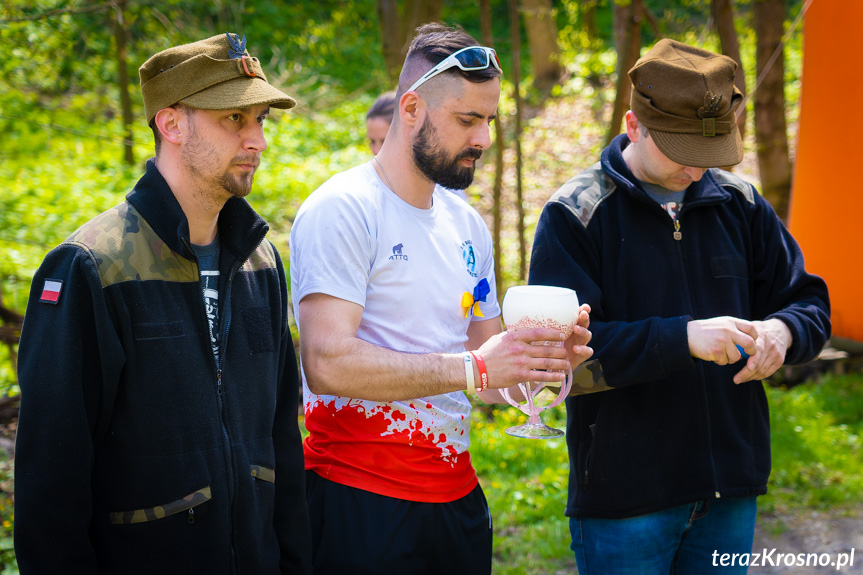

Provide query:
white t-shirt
left=290, top=161, right=500, bottom=503
left=441, top=186, right=468, bottom=202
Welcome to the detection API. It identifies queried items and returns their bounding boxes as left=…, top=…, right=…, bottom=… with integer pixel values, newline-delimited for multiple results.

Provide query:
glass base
left=505, top=422, right=565, bottom=439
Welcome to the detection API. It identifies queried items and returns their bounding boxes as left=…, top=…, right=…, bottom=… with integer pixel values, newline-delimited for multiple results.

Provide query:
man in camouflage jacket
left=14, top=34, right=312, bottom=573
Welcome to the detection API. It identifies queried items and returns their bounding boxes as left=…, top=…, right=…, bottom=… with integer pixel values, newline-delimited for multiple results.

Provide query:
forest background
left=1, top=1, right=861, bottom=573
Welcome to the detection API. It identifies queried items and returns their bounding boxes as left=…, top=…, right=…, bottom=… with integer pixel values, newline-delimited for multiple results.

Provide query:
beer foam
left=502, top=285, right=579, bottom=337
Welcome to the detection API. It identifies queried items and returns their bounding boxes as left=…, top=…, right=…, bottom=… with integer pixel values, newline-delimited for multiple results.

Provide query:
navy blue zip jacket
left=15, top=159, right=312, bottom=573
left=530, top=134, right=831, bottom=519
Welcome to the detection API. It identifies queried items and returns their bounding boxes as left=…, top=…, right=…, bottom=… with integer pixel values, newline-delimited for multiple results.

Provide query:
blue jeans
left=570, top=497, right=757, bottom=574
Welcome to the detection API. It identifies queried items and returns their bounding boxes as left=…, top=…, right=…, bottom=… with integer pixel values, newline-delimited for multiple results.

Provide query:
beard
left=181, top=116, right=257, bottom=199
left=411, top=118, right=482, bottom=190
left=217, top=166, right=254, bottom=199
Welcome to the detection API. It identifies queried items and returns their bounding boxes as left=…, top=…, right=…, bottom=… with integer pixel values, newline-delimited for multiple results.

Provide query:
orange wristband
left=469, top=351, right=489, bottom=392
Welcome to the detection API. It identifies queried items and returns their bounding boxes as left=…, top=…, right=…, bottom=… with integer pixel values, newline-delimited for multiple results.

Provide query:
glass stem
left=524, top=382, right=541, bottom=425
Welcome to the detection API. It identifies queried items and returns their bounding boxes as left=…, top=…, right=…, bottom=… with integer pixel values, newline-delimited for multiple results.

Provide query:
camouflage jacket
left=15, top=159, right=312, bottom=574
left=530, top=134, right=831, bottom=519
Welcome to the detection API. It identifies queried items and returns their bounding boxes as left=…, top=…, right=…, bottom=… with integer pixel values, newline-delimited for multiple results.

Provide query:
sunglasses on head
left=407, top=46, right=502, bottom=94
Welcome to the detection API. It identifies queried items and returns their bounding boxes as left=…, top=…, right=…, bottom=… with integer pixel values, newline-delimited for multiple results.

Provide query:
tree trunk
left=376, top=0, right=445, bottom=85
left=111, top=0, right=134, bottom=166
left=641, top=5, right=661, bottom=38
left=0, top=296, right=23, bottom=377
left=376, top=0, right=403, bottom=84
left=479, top=0, right=506, bottom=301
left=583, top=0, right=598, bottom=44
left=408, top=0, right=444, bottom=31
left=712, top=0, right=747, bottom=140
left=509, top=0, right=526, bottom=282
left=606, top=0, right=643, bottom=146
left=753, top=0, right=791, bottom=220
left=519, top=0, right=562, bottom=95
left=613, top=0, right=627, bottom=57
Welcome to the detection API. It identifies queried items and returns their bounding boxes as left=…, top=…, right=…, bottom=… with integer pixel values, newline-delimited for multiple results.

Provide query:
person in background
left=529, top=39, right=831, bottom=574
left=14, top=33, right=312, bottom=574
left=291, top=23, right=592, bottom=574
left=366, top=90, right=396, bottom=156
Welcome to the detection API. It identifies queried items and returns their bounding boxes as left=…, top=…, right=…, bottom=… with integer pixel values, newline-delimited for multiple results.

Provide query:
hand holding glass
left=500, top=285, right=579, bottom=439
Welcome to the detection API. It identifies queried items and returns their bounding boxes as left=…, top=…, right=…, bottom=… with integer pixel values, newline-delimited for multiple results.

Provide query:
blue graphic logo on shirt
left=389, top=243, right=408, bottom=261
left=461, top=240, right=477, bottom=277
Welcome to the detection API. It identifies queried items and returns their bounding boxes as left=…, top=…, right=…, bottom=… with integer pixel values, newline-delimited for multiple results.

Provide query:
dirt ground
left=749, top=510, right=863, bottom=574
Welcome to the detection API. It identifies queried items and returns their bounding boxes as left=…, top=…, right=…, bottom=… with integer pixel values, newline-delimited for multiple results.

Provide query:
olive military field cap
left=629, top=39, right=743, bottom=168
left=140, top=32, right=296, bottom=125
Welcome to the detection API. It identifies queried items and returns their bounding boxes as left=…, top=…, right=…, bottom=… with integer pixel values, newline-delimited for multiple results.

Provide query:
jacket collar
left=126, top=158, right=269, bottom=264
left=601, top=134, right=731, bottom=206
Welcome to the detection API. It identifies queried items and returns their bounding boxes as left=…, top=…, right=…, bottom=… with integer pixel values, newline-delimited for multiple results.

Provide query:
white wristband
left=463, top=352, right=475, bottom=394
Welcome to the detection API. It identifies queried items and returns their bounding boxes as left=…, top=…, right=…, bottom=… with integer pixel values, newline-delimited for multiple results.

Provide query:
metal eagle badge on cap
left=226, top=32, right=256, bottom=76
left=226, top=33, right=247, bottom=59
left=698, top=91, right=723, bottom=137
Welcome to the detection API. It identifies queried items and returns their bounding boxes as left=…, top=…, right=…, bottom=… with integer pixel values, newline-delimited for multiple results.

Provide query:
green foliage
left=243, top=0, right=387, bottom=94
left=250, top=98, right=372, bottom=244
left=0, top=137, right=140, bottom=275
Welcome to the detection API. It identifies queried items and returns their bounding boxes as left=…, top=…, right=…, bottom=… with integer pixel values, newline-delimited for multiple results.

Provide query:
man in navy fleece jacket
left=530, top=39, right=830, bottom=574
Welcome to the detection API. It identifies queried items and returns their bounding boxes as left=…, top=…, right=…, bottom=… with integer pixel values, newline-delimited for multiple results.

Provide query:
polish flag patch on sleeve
left=39, top=279, right=63, bottom=304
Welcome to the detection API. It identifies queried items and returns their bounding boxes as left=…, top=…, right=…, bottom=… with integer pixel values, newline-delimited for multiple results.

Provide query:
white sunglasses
left=407, top=46, right=502, bottom=93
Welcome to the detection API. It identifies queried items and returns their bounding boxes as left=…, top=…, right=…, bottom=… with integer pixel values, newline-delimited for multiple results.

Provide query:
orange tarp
left=788, top=0, right=863, bottom=343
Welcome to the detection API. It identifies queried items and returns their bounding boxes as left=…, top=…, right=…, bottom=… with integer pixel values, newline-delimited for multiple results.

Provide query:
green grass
left=760, top=372, right=863, bottom=516
left=471, top=402, right=577, bottom=574
left=0, top=454, right=15, bottom=574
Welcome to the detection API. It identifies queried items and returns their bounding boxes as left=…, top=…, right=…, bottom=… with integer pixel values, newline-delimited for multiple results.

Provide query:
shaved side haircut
left=396, top=23, right=501, bottom=109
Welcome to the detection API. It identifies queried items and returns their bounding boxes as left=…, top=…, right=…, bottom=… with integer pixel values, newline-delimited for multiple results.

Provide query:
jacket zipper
left=184, top=237, right=241, bottom=570
left=221, top=236, right=267, bottom=575
left=220, top=267, right=240, bottom=574
left=673, top=207, right=722, bottom=498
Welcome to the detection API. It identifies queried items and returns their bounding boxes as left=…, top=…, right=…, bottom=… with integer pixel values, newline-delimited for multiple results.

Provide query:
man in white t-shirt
left=290, top=23, right=593, bottom=574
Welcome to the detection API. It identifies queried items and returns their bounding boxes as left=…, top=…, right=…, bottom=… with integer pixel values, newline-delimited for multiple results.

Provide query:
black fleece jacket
left=15, top=159, right=312, bottom=574
left=530, top=135, right=831, bottom=518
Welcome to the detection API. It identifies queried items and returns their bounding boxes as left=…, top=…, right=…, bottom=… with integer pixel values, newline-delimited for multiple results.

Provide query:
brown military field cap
left=629, top=39, right=743, bottom=168
left=140, top=33, right=296, bottom=125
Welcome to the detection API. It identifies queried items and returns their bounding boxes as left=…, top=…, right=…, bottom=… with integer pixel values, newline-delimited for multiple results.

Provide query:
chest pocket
left=710, top=256, right=748, bottom=280
left=242, top=307, right=276, bottom=355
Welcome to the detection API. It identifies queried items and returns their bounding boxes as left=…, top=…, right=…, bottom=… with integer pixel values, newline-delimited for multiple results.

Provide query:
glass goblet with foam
left=500, top=285, right=579, bottom=439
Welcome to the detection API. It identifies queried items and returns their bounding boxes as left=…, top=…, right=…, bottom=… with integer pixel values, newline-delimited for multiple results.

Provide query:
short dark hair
left=366, top=91, right=396, bottom=122
left=397, top=23, right=500, bottom=100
